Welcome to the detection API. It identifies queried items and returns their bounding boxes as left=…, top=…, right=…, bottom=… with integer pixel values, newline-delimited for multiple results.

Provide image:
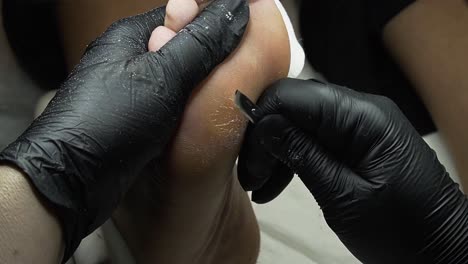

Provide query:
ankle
left=113, top=174, right=259, bottom=264
left=202, top=178, right=260, bottom=264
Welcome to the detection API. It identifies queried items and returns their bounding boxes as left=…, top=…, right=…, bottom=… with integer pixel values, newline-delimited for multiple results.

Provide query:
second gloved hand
left=238, top=78, right=468, bottom=264
left=0, top=0, right=248, bottom=261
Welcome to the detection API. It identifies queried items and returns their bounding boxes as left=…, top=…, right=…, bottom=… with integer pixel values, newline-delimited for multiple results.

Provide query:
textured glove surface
left=239, top=78, right=468, bottom=264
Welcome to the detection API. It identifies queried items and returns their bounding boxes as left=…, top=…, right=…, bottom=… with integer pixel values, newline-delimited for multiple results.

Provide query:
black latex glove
left=0, top=0, right=248, bottom=261
left=238, top=78, right=468, bottom=263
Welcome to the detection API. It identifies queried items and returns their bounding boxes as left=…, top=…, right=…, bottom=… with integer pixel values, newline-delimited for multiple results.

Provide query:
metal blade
left=234, top=90, right=263, bottom=124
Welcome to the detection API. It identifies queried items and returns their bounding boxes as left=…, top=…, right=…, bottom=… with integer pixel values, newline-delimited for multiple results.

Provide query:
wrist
left=0, top=136, right=80, bottom=218
left=0, top=165, right=64, bottom=263
left=0, top=133, right=106, bottom=260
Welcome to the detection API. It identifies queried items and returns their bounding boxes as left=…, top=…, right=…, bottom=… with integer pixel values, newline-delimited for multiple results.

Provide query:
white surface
left=275, top=0, right=305, bottom=78
left=423, top=132, right=460, bottom=184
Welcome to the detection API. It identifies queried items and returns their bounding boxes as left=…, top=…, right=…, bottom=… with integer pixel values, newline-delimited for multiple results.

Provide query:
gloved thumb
left=79, top=0, right=249, bottom=93
left=152, top=0, right=250, bottom=96
left=253, top=114, right=368, bottom=208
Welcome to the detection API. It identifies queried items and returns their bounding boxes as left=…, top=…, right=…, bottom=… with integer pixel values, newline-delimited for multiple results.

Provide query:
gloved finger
left=255, top=78, right=395, bottom=164
left=82, top=0, right=249, bottom=76
left=252, top=114, right=370, bottom=208
left=80, top=7, right=167, bottom=65
left=250, top=166, right=294, bottom=204
left=238, top=124, right=294, bottom=202
left=150, top=0, right=249, bottom=96
left=238, top=125, right=279, bottom=191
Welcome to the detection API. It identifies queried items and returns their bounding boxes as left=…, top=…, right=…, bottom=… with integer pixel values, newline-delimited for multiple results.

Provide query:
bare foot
left=57, top=0, right=290, bottom=263
left=115, top=1, right=289, bottom=263
left=113, top=0, right=290, bottom=263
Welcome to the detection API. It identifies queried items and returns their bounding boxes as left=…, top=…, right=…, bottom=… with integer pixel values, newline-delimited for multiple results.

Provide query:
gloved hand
left=0, top=0, right=248, bottom=261
left=238, top=78, right=468, bottom=263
